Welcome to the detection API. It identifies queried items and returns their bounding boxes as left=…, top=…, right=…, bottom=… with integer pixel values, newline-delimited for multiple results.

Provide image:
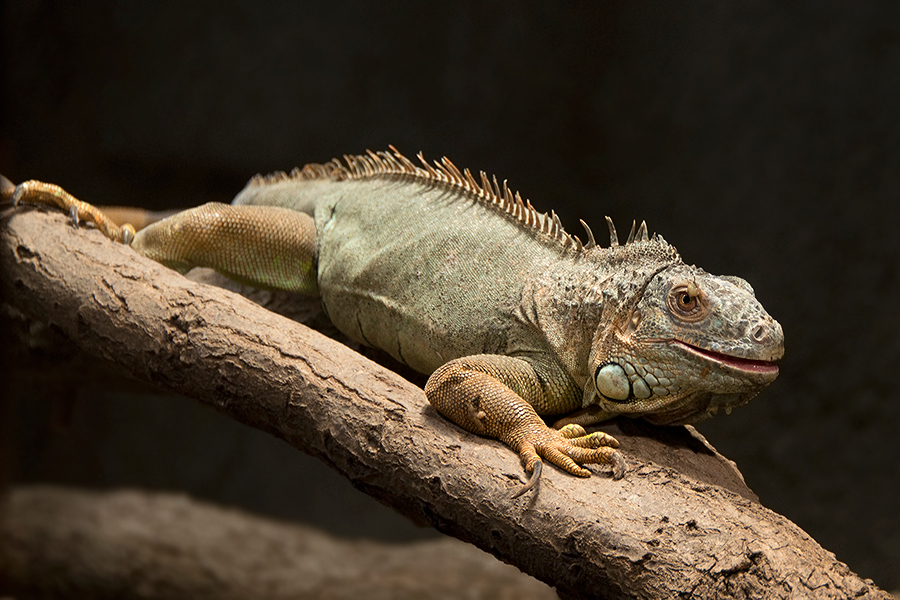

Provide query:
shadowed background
left=2, top=1, right=898, bottom=589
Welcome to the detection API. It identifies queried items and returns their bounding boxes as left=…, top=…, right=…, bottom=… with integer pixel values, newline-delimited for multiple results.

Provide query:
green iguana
left=5, top=147, right=784, bottom=496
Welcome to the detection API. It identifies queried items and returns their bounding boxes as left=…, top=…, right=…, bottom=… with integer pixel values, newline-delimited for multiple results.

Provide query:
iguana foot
left=511, top=423, right=625, bottom=498
left=7, top=179, right=135, bottom=244
left=426, top=355, right=627, bottom=498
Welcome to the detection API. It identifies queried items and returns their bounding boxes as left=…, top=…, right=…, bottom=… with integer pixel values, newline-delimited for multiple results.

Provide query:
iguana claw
left=512, top=461, right=542, bottom=499
left=511, top=424, right=625, bottom=497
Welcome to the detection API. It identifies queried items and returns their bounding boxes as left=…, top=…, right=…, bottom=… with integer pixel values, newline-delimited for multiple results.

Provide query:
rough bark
left=0, top=207, right=890, bottom=600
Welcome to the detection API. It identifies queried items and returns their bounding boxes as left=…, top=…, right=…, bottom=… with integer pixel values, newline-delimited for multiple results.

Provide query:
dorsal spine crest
left=250, top=147, right=669, bottom=257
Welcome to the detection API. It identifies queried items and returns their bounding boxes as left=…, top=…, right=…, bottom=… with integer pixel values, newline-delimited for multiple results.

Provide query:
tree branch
left=0, top=485, right=557, bottom=599
left=1, top=207, right=890, bottom=599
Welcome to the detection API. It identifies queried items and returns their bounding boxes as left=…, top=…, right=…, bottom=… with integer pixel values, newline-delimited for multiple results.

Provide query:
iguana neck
left=520, top=245, right=681, bottom=394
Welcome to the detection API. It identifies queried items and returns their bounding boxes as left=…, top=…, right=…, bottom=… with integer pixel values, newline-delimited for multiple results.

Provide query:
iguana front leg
left=425, top=355, right=625, bottom=496
left=5, top=179, right=318, bottom=295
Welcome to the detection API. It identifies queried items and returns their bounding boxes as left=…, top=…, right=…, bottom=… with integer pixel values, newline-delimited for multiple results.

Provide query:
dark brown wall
left=4, top=1, right=898, bottom=588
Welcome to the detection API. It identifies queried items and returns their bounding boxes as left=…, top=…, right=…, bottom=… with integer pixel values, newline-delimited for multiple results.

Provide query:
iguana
left=4, top=147, right=784, bottom=496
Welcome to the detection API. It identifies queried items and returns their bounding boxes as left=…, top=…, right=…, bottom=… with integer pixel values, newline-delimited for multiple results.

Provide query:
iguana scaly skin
left=5, top=147, right=784, bottom=495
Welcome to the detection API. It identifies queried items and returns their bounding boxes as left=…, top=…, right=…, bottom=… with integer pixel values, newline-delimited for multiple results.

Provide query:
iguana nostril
left=751, top=324, right=765, bottom=342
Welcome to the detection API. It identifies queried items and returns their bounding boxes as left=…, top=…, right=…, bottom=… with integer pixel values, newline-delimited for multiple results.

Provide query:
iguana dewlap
left=6, top=148, right=784, bottom=496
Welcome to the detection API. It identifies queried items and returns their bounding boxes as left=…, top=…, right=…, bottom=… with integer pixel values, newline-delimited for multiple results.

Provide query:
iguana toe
left=511, top=424, right=625, bottom=497
left=558, top=424, right=620, bottom=449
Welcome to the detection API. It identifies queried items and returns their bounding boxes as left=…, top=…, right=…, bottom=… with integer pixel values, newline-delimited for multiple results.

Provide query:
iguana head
left=587, top=257, right=784, bottom=425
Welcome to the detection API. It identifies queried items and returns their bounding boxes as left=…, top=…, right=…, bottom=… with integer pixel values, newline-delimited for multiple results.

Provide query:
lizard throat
left=672, top=339, right=779, bottom=376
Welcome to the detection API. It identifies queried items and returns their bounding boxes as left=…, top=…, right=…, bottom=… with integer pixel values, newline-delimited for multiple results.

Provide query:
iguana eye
left=678, top=292, right=695, bottom=310
left=668, top=282, right=708, bottom=322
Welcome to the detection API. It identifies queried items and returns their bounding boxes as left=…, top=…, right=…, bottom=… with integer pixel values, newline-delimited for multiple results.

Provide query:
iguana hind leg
left=132, top=203, right=318, bottom=294
left=6, top=179, right=137, bottom=244
left=425, top=355, right=625, bottom=497
left=6, top=178, right=318, bottom=295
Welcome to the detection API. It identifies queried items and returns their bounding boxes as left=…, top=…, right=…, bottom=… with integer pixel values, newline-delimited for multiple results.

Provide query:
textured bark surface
left=1, top=207, right=890, bottom=600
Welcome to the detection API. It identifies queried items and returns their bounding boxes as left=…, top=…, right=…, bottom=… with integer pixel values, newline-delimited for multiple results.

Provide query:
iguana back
left=235, top=172, right=565, bottom=376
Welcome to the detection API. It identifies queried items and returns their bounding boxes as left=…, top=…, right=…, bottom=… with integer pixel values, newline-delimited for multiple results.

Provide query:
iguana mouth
left=672, top=339, right=779, bottom=375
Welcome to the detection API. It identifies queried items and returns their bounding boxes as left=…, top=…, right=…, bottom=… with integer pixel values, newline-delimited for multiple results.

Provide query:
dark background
left=3, top=1, right=898, bottom=590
